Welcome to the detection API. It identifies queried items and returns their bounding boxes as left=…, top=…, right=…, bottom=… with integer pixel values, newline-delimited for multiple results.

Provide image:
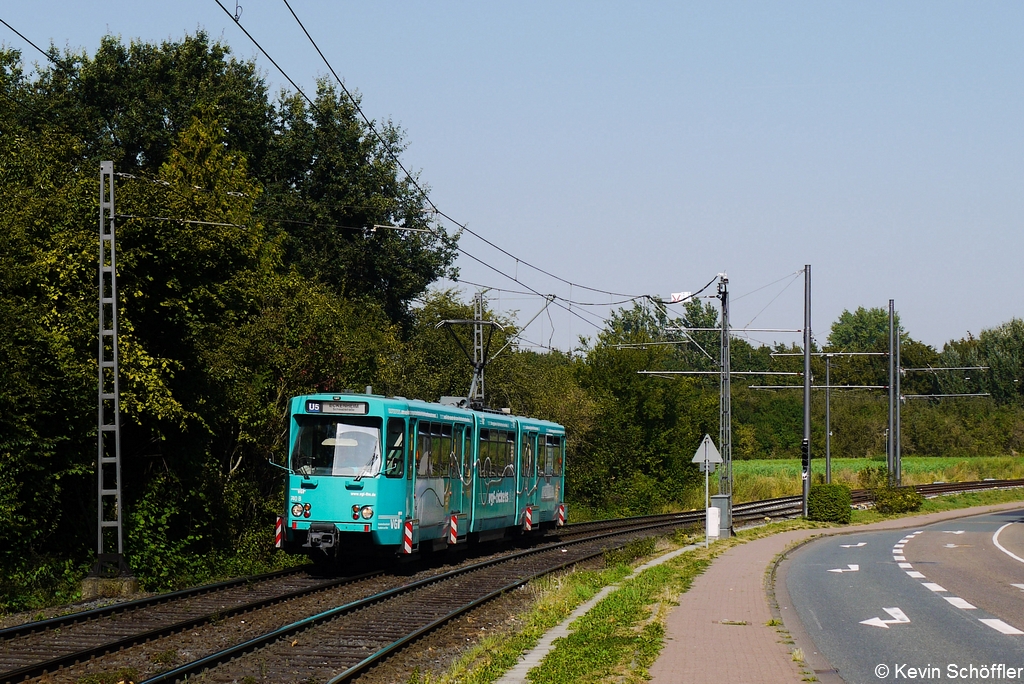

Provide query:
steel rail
left=0, top=569, right=383, bottom=684
left=326, top=544, right=599, bottom=684
left=9, top=478, right=1022, bottom=683
left=0, top=565, right=309, bottom=642
left=140, top=518, right=689, bottom=683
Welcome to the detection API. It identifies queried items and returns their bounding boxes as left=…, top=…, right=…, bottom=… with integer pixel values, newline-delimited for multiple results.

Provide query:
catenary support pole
left=888, top=300, right=895, bottom=485
left=802, top=265, right=811, bottom=517
left=825, top=353, right=831, bottom=484
left=895, top=318, right=902, bottom=485
left=718, top=274, right=732, bottom=502
left=94, top=162, right=130, bottom=579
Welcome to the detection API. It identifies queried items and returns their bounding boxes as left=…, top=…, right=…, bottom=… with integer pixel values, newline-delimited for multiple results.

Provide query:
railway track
left=5, top=477, right=1022, bottom=683
left=0, top=567, right=385, bottom=684
left=141, top=518, right=686, bottom=683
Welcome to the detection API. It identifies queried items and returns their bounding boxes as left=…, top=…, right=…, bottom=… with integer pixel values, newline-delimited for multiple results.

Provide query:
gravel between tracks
left=16, top=542, right=570, bottom=683
left=348, top=556, right=608, bottom=684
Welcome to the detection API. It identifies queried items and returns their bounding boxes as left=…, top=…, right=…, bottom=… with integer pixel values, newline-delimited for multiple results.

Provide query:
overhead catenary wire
left=3, top=13, right=708, bottom=344
left=274, top=0, right=646, bottom=302
left=0, top=17, right=55, bottom=63
left=213, top=0, right=653, bottom=329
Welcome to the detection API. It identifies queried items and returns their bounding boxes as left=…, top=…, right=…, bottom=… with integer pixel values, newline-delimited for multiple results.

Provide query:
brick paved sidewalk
left=648, top=501, right=1024, bottom=684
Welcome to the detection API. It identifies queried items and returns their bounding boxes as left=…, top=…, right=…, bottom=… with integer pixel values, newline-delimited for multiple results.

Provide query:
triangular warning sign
left=691, top=434, right=723, bottom=464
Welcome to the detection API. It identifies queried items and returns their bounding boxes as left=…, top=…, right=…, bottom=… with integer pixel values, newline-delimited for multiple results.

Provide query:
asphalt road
left=785, top=508, right=1024, bottom=684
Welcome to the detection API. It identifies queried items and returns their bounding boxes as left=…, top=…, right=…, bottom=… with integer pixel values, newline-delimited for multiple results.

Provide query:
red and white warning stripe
left=556, top=503, right=566, bottom=526
left=524, top=506, right=533, bottom=532
left=402, top=520, right=414, bottom=554
left=449, top=514, right=458, bottom=545
left=275, top=516, right=283, bottom=548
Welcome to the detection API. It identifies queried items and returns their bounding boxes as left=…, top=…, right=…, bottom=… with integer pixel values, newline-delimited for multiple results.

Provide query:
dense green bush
left=873, top=486, right=925, bottom=514
left=858, top=464, right=889, bottom=489
left=807, top=483, right=852, bottom=523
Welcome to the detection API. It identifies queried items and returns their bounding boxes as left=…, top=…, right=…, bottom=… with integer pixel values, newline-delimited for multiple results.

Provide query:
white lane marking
left=914, top=530, right=923, bottom=534
left=943, top=530, right=965, bottom=535
left=898, top=562, right=913, bottom=569
left=899, top=538, right=911, bottom=543
left=840, top=542, right=867, bottom=548
left=893, top=543, right=905, bottom=549
left=828, top=564, right=859, bottom=573
left=944, top=544, right=960, bottom=548
left=907, top=571, right=926, bottom=578
left=894, top=555, right=907, bottom=561
left=923, top=582, right=947, bottom=592
left=980, top=618, right=1024, bottom=635
left=944, top=597, right=977, bottom=609
left=1011, top=584, right=1024, bottom=591
left=993, top=523, right=1024, bottom=565
left=861, top=607, right=911, bottom=629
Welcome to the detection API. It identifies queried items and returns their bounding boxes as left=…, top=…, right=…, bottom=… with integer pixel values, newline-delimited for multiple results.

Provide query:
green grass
left=428, top=487, right=1024, bottom=684
left=850, top=486, right=1024, bottom=524
left=727, top=456, right=1024, bottom=503
left=419, top=520, right=824, bottom=684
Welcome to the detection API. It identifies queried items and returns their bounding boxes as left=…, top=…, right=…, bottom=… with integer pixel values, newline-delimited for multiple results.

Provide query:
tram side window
left=477, top=429, right=490, bottom=477
left=417, top=422, right=433, bottom=476
left=503, top=431, right=516, bottom=478
left=522, top=434, right=536, bottom=479
left=427, top=422, right=441, bottom=476
left=544, top=435, right=561, bottom=477
left=385, top=418, right=405, bottom=478
left=452, top=425, right=465, bottom=479
left=437, top=423, right=452, bottom=476
left=494, top=431, right=507, bottom=476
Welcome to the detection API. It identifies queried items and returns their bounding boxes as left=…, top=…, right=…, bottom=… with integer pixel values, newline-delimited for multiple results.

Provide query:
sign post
left=692, top=434, right=723, bottom=548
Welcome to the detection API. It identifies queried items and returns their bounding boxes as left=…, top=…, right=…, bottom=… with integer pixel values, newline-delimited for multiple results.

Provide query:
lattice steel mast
left=717, top=274, right=732, bottom=499
left=93, top=162, right=130, bottom=578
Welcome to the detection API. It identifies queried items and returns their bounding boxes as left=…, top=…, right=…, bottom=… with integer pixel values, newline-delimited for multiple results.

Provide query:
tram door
left=416, top=422, right=445, bottom=529
left=520, top=432, right=539, bottom=513
left=447, top=425, right=468, bottom=516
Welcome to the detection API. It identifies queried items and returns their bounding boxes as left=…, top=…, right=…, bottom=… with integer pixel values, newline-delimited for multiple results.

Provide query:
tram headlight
left=291, top=504, right=303, bottom=517
left=360, top=505, right=373, bottom=520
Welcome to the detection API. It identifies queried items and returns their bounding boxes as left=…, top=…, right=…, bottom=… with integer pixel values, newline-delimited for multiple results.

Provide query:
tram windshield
left=291, top=416, right=382, bottom=478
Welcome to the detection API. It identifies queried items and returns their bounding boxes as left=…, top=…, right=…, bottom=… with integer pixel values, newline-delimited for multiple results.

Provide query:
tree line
left=1, top=33, right=1021, bottom=610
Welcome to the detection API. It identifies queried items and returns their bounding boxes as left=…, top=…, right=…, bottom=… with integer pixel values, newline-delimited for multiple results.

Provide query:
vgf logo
left=487, top=491, right=510, bottom=506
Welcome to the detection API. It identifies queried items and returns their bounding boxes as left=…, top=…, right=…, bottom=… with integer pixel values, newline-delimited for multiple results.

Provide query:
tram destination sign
left=306, top=400, right=369, bottom=415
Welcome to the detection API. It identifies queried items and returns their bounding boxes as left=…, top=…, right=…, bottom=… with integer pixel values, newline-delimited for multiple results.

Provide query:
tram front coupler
left=304, top=523, right=339, bottom=552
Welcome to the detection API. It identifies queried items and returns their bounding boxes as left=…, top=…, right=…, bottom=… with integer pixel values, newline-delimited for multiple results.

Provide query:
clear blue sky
left=3, top=2, right=1022, bottom=352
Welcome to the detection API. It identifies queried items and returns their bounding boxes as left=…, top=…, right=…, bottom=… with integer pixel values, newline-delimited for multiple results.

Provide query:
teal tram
left=275, top=393, right=567, bottom=559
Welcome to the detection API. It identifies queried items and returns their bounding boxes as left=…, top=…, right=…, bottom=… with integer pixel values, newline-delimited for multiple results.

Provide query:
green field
left=725, top=456, right=1024, bottom=504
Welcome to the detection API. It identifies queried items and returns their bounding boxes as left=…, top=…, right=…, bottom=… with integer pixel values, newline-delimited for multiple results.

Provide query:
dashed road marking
left=907, top=571, right=926, bottom=578
left=894, top=555, right=906, bottom=561
left=944, top=597, right=977, bottom=610
left=828, top=564, right=859, bottom=573
left=942, top=530, right=965, bottom=535
left=898, top=562, right=913, bottom=569
left=840, top=542, right=867, bottom=548
left=980, top=619, right=1024, bottom=635
left=922, top=582, right=947, bottom=592
left=1011, top=584, right=1024, bottom=591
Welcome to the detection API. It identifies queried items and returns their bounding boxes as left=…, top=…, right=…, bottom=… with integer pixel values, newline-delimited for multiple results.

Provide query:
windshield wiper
left=267, top=458, right=295, bottom=475
left=354, top=451, right=379, bottom=482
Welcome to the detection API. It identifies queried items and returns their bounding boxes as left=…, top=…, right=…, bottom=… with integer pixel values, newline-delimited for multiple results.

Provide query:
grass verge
left=850, top=486, right=1024, bottom=524
left=420, top=521, right=824, bottom=684
left=428, top=488, right=1024, bottom=684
